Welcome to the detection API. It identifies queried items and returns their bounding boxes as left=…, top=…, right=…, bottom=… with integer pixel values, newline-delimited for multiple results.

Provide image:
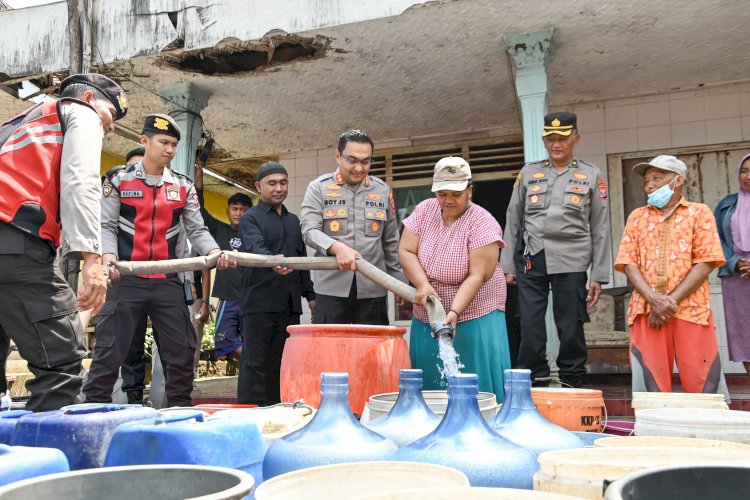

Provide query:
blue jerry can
left=104, top=411, right=266, bottom=485
left=0, top=444, right=69, bottom=486
left=9, top=403, right=158, bottom=470
left=0, top=411, right=32, bottom=444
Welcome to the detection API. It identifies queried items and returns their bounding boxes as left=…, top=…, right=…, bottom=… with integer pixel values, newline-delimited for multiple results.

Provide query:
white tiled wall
left=552, top=82, right=750, bottom=165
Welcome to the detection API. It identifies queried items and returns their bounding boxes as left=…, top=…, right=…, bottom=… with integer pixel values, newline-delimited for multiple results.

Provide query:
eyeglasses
left=341, top=155, right=372, bottom=168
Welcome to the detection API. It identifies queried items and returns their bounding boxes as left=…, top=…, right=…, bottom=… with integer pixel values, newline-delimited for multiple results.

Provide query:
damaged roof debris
left=159, top=32, right=333, bottom=75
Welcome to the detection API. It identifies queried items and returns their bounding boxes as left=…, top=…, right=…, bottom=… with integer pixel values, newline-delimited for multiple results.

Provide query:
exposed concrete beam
left=0, top=0, right=431, bottom=78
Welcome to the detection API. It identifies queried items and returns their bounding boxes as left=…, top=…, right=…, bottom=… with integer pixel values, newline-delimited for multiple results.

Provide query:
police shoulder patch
left=102, top=182, right=113, bottom=197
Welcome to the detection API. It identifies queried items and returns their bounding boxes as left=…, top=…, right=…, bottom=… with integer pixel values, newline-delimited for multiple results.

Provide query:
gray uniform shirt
left=300, top=171, right=404, bottom=298
left=58, top=102, right=105, bottom=259
left=501, top=158, right=612, bottom=283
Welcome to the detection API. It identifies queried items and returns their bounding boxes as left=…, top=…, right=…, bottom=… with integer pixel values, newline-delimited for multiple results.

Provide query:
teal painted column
left=159, top=82, right=211, bottom=179
left=505, top=28, right=556, bottom=164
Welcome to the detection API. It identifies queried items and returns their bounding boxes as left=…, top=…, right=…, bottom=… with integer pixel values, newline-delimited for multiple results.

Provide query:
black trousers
left=0, top=329, right=8, bottom=394
left=313, top=277, right=389, bottom=325
left=120, top=310, right=167, bottom=394
left=84, top=275, right=196, bottom=406
left=237, top=311, right=299, bottom=406
left=515, top=250, right=589, bottom=381
left=0, top=223, right=86, bottom=411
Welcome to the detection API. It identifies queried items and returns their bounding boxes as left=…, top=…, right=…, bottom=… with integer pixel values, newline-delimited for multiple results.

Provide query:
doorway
left=472, top=178, right=520, bottom=365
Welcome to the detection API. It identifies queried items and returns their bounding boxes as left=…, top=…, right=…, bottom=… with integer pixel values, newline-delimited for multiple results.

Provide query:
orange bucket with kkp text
left=531, top=388, right=604, bottom=432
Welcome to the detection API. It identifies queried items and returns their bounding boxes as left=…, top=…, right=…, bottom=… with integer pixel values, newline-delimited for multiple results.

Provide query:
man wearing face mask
left=615, top=155, right=726, bottom=395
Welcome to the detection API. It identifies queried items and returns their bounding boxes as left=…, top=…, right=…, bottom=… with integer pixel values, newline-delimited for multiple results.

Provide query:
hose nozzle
left=431, top=321, right=455, bottom=341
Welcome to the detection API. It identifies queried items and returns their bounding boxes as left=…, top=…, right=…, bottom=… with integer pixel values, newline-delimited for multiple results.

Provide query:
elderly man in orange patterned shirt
left=615, top=155, right=726, bottom=395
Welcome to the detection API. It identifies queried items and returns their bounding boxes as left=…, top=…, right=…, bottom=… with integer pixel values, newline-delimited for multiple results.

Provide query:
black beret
left=142, top=114, right=181, bottom=140
left=256, top=161, right=288, bottom=181
left=543, top=112, right=577, bottom=137
left=59, top=73, right=128, bottom=120
left=125, top=147, right=145, bottom=163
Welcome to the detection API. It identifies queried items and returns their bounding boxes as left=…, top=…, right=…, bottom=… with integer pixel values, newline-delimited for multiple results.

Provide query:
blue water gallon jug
left=104, top=410, right=266, bottom=486
left=263, top=372, right=398, bottom=479
left=491, top=369, right=584, bottom=455
left=363, top=369, right=441, bottom=446
left=0, top=444, right=69, bottom=486
left=394, top=373, right=538, bottom=488
left=10, top=403, right=158, bottom=469
left=0, top=410, right=31, bottom=444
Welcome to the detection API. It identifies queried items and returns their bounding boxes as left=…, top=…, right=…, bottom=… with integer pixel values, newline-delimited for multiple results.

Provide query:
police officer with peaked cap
left=501, top=112, right=612, bottom=388
left=84, top=113, right=228, bottom=407
left=0, top=73, right=127, bottom=411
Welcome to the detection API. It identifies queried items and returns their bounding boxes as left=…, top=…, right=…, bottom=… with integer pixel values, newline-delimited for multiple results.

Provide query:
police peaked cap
left=542, top=112, right=577, bottom=137
left=142, top=113, right=181, bottom=140
left=59, top=73, right=128, bottom=120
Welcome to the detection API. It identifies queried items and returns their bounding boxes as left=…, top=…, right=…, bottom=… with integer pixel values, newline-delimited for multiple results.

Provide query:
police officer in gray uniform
left=501, top=112, right=611, bottom=388
left=301, top=129, right=403, bottom=325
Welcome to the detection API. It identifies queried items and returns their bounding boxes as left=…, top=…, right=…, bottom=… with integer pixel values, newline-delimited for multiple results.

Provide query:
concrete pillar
left=159, top=82, right=211, bottom=179
left=505, top=28, right=556, bottom=163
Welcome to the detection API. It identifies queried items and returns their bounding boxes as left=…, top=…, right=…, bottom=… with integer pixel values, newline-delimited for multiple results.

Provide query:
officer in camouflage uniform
left=501, top=112, right=611, bottom=388
left=301, top=129, right=403, bottom=325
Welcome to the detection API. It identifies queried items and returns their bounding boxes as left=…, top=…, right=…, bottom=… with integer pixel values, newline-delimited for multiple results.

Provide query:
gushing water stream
left=437, top=336, right=464, bottom=383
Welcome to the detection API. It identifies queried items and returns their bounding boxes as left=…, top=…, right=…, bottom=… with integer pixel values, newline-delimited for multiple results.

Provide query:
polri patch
left=120, top=190, right=143, bottom=198
left=597, top=178, right=608, bottom=200
left=102, top=182, right=113, bottom=197
left=166, top=186, right=181, bottom=201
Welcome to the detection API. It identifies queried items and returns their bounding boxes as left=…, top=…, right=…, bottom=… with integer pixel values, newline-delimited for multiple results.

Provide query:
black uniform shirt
left=240, top=201, right=314, bottom=314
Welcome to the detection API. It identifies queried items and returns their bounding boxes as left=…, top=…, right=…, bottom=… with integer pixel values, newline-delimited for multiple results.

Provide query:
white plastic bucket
left=356, top=486, right=583, bottom=499
left=366, top=390, right=499, bottom=422
left=635, top=408, right=750, bottom=444
left=631, top=392, right=728, bottom=413
left=254, top=461, right=469, bottom=500
left=534, top=446, right=750, bottom=499
left=594, top=436, right=750, bottom=453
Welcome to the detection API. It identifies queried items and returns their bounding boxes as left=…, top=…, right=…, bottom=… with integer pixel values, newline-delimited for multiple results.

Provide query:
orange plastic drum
left=280, top=324, right=410, bottom=415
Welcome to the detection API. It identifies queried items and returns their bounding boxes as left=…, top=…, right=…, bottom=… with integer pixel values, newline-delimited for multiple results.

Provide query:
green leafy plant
left=143, top=326, right=154, bottom=362
left=202, top=322, right=215, bottom=352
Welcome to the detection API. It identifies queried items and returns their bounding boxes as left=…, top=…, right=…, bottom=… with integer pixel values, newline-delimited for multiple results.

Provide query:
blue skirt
left=409, top=309, right=512, bottom=402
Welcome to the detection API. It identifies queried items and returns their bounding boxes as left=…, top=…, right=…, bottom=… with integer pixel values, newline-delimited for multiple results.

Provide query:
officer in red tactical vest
left=0, top=73, right=127, bottom=411
left=83, top=114, right=232, bottom=407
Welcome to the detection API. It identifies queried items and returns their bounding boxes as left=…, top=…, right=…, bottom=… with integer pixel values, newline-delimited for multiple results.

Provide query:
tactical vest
left=0, top=99, right=89, bottom=246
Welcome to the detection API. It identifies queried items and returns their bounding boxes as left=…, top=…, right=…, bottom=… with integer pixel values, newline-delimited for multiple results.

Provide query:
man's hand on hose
left=273, top=254, right=294, bottom=275
left=78, top=252, right=108, bottom=314
left=103, top=252, right=120, bottom=284
left=211, top=249, right=237, bottom=270
left=328, top=242, right=360, bottom=271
